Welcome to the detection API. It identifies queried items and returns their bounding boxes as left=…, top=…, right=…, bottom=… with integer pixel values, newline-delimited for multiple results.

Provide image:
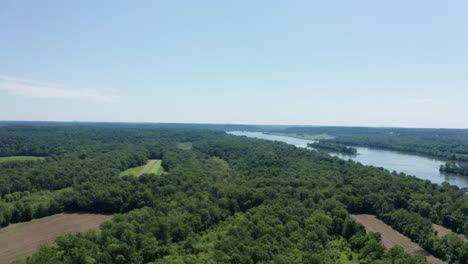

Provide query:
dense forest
left=275, top=126, right=468, bottom=162
left=307, top=142, right=358, bottom=154
left=0, top=124, right=466, bottom=263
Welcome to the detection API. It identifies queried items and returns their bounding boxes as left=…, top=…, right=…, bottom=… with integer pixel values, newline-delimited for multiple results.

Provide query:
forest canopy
left=0, top=124, right=466, bottom=264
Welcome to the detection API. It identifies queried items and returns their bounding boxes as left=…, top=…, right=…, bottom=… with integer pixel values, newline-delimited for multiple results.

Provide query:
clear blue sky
left=1, top=0, right=467, bottom=128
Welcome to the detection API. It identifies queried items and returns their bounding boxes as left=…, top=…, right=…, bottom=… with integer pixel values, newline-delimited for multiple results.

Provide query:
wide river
left=228, top=131, right=468, bottom=189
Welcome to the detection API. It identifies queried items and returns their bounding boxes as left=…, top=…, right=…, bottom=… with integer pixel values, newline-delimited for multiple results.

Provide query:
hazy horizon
left=2, top=120, right=468, bottom=130
left=1, top=1, right=467, bottom=128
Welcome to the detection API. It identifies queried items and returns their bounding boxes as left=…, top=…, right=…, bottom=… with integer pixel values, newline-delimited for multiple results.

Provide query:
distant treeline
left=308, top=141, right=358, bottom=154
left=276, top=126, right=468, bottom=162
left=0, top=121, right=268, bottom=131
left=440, top=163, right=468, bottom=176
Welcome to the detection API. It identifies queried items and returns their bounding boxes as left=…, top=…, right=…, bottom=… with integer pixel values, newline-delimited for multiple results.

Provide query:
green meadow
left=119, top=159, right=164, bottom=177
left=176, top=142, right=193, bottom=150
left=0, top=156, right=45, bottom=163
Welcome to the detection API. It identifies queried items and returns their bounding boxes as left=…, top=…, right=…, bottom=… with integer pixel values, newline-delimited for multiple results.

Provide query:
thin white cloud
left=410, top=98, right=435, bottom=104
left=0, top=75, right=118, bottom=102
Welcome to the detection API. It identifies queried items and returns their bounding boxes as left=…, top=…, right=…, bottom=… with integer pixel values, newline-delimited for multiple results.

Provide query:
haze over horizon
left=1, top=1, right=467, bottom=128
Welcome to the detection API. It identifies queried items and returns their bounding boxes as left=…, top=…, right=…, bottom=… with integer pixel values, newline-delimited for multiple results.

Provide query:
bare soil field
left=0, top=213, right=112, bottom=263
left=432, top=223, right=453, bottom=238
left=432, top=223, right=468, bottom=242
left=352, top=214, right=445, bottom=264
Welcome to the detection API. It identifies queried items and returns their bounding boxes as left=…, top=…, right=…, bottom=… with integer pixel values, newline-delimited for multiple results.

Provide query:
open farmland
left=352, top=214, right=445, bottom=264
left=0, top=213, right=112, bottom=263
left=119, top=159, right=163, bottom=177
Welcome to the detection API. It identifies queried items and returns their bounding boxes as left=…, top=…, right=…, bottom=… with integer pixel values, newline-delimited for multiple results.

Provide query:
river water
left=228, top=131, right=468, bottom=189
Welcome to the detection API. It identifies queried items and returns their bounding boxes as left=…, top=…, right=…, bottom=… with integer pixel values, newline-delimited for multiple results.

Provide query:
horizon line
left=1, top=120, right=467, bottom=130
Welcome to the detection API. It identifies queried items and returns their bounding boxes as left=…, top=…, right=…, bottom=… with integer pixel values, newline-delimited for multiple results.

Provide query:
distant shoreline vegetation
left=263, top=132, right=334, bottom=140
left=440, top=162, right=468, bottom=176
left=271, top=127, right=468, bottom=163
left=307, top=141, right=358, bottom=154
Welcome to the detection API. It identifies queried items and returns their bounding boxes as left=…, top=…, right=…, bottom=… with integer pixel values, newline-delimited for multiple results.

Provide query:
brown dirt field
left=352, top=214, right=446, bottom=264
left=432, top=223, right=452, bottom=238
left=432, top=223, right=468, bottom=242
left=0, top=213, right=112, bottom=264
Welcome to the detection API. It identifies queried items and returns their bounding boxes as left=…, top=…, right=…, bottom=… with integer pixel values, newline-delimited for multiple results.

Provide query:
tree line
left=307, top=141, right=357, bottom=154
left=277, top=126, right=468, bottom=162
left=440, top=162, right=468, bottom=176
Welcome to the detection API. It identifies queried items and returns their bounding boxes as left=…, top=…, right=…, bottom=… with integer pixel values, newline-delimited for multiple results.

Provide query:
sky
left=0, top=0, right=467, bottom=128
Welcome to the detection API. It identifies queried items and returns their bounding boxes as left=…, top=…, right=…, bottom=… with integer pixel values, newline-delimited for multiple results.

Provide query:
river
left=228, top=131, right=468, bottom=189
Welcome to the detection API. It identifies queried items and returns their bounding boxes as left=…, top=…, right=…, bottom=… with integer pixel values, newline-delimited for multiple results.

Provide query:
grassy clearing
left=0, top=156, right=45, bottom=163
left=265, top=132, right=334, bottom=140
left=142, top=160, right=163, bottom=175
left=119, top=165, right=145, bottom=177
left=119, top=159, right=163, bottom=177
left=0, top=213, right=112, bottom=264
left=176, top=142, right=193, bottom=150
left=352, top=214, right=445, bottom=264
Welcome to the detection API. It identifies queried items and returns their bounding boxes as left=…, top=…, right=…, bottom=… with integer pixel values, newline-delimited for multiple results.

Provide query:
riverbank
left=228, top=131, right=468, bottom=189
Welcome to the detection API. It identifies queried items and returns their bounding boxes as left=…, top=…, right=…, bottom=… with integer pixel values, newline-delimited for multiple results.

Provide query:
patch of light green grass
left=148, top=160, right=163, bottom=175
left=119, top=159, right=164, bottom=177
left=0, top=156, right=45, bottom=163
left=119, top=165, right=146, bottom=177
left=176, top=142, right=193, bottom=150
